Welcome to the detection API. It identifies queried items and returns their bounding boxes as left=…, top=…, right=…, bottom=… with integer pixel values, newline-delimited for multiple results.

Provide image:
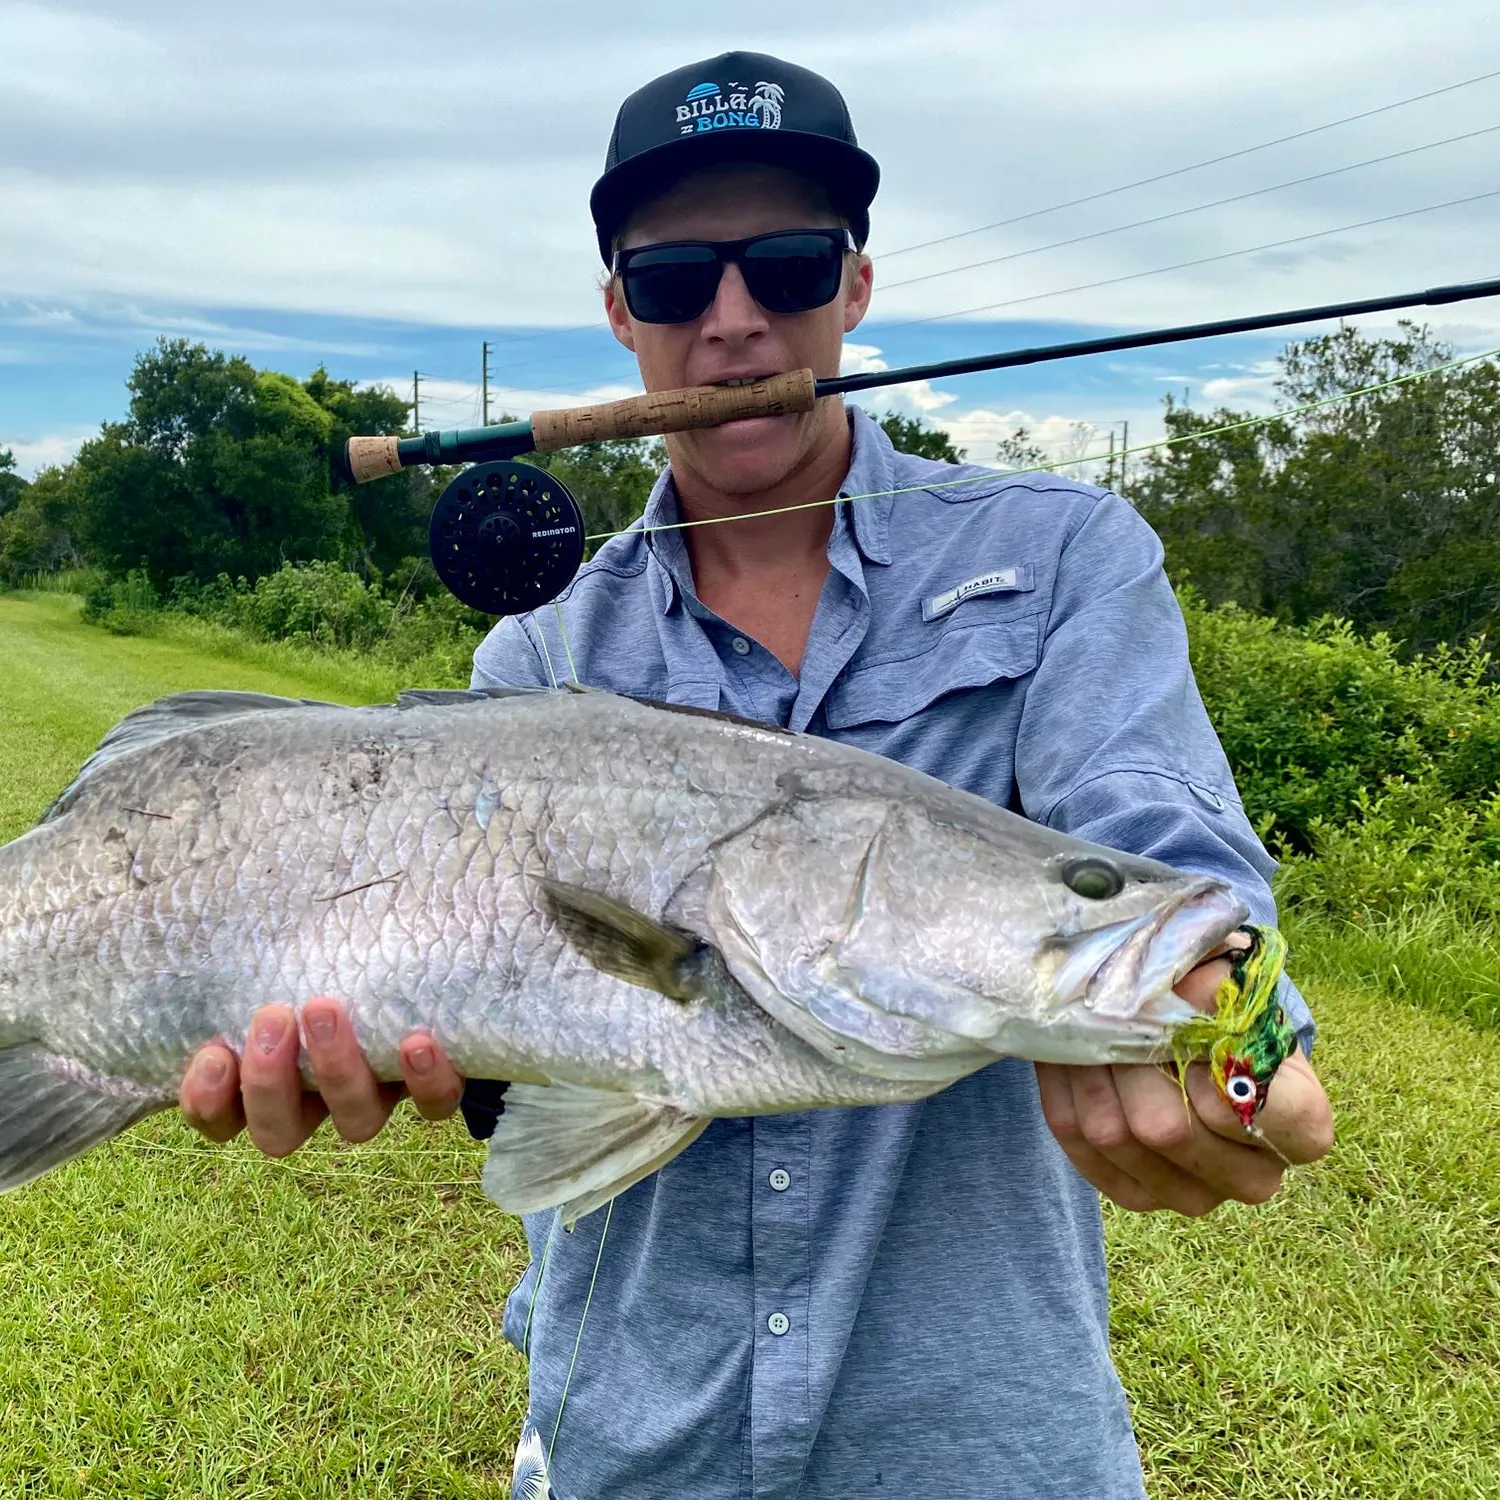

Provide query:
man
left=183, top=51, right=1333, bottom=1499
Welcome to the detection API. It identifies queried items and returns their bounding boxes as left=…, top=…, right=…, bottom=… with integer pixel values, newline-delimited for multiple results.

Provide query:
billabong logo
left=676, top=78, right=786, bottom=135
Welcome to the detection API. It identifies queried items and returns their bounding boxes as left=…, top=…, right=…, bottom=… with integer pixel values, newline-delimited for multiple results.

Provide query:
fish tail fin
left=0, top=1043, right=166, bottom=1192
left=481, top=1081, right=708, bottom=1228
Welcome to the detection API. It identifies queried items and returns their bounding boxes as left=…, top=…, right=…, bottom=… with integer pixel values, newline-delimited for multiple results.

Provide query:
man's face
left=605, top=164, right=873, bottom=498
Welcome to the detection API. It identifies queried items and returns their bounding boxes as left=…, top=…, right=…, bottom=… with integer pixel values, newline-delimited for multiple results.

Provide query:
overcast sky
left=3, top=0, right=1498, bottom=476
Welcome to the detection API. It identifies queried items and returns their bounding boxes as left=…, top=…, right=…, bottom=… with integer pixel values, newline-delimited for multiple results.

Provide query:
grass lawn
left=2, top=592, right=1497, bottom=1498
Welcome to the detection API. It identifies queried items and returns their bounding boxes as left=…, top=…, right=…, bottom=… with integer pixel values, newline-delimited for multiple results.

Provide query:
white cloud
left=6, top=428, right=95, bottom=477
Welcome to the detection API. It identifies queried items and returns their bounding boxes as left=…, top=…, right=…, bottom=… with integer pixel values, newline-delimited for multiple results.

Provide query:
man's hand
left=179, top=999, right=465, bottom=1156
left=1036, top=952, right=1334, bottom=1216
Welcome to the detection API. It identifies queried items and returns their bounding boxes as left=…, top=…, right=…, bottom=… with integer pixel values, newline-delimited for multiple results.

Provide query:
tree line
left=3, top=325, right=1495, bottom=660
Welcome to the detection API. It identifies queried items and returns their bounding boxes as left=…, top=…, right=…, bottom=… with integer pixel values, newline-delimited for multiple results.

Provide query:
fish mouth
left=1046, top=879, right=1250, bottom=1025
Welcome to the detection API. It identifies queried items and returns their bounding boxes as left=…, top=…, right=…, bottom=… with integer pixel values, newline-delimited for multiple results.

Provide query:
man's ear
left=604, top=281, right=638, bottom=353
left=842, top=254, right=874, bottom=335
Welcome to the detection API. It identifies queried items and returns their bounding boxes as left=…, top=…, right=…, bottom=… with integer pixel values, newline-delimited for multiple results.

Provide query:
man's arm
left=181, top=617, right=551, bottom=1153
left=1016, top=492, right=1333, bottom=1212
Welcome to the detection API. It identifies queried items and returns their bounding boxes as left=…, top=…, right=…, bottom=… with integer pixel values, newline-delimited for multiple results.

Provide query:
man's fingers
left=1188, top=1049, right=1334, bottom=1166
left=400, top=1033, right=465, bottom=1121
left=240, top=1003, right=329, bottom=1156
left=301, top=998, right=399, bottom=1144
left=179, top=1043, right=247, bottom=1143
left=1114, top=1062, right=1283, bottom=1206
left=1037, top=1062, right=1204, bottom=1215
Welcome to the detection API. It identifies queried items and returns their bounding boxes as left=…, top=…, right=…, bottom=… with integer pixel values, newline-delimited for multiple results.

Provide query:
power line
left=878, top=65, right=1500, bottom=262
left=879, top=123, right=1500, bottom=295
left=890, top=186, right=1500, bottom=327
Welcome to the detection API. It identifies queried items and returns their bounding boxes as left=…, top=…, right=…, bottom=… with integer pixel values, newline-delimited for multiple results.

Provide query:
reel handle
left=529, top=368, right=817, bottom=451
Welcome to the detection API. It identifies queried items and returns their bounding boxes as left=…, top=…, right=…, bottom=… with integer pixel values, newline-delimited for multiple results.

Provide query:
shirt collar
left=642, top=406, right=898, bottom=616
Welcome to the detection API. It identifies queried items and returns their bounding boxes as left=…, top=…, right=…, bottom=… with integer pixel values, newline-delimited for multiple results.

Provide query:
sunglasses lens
left=622, top=245, right=722, bottom=324
left=742, top=233, right=845, bottom=314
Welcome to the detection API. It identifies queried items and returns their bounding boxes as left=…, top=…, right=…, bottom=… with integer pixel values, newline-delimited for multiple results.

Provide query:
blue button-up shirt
left=472, top=406, right=1314, bottom=1500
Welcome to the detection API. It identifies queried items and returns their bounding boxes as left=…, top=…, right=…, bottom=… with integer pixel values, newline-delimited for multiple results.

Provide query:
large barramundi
left=0, top=686, right=1294, bottom=1222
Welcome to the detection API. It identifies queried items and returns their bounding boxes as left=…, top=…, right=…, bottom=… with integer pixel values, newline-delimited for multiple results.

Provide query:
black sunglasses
left=613, top=228, right=853, bottom=324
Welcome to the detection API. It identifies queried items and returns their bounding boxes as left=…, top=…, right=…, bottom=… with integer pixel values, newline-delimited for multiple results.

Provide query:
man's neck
left=674, top=406, right=852, bottom=582
left=669, top=406, right=854, bottom=677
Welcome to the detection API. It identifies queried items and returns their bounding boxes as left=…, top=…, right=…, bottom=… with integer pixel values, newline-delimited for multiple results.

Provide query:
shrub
left=79, top=567, right=160, bottom=636
left=1182, top=592, right=1500, bottom=851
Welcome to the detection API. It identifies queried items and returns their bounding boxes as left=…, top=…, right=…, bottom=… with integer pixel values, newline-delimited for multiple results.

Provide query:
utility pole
left=1106, top=427, right=1116, bottom=490
left=1119, top=419, right=1129, bottom=492
left=412, top=370, right=420, bottom=431
left=482, top=341, right=491, bottom=426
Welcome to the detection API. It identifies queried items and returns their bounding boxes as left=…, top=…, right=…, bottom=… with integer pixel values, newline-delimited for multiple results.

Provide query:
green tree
left=994, top=427, right=1047, bottom=471
left=875, top=411, right=965, bottom=463
left=303, top=366, right=425, bottom=579
left=1133, top=324, right=1500, bottom=657
left=0, top=465, right=81, bottom=580
left=70, top=339, right=352, bottom=588
left=0, top=447, right=25, bottom=519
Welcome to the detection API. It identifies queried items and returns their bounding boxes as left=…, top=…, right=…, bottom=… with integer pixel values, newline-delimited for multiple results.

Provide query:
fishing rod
left=343, top=273, right=1500, bottom=614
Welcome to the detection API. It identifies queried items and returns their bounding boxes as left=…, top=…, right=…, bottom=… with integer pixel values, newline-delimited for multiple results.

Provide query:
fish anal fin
left=0, top=1044, right=168, bottom=1191
left=538, top=879, right=700, bottom=1002
left=480, top=1081, right=708, bottom=1227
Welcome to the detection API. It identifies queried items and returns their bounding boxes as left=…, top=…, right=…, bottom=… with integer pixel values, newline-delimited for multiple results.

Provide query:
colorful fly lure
left=1170, top=925, right=1298, bottom=1131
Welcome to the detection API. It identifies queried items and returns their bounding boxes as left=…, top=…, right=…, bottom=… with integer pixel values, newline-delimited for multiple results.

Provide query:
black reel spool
left=429, top=460, right=585, bottom=615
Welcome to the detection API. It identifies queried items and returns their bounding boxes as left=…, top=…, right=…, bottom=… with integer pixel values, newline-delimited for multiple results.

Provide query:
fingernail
left=305, top=1008, right=336, bottom=1045
left=407, top=1044, right=435, bottom=1077
left=196, top=1052, right=227, bottom=1086
left=254, top=1015, right=288, bottom=1054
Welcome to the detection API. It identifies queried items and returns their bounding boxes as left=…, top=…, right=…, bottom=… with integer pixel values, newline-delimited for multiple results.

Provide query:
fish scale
left=0, top=686, right=1290, bottom=1223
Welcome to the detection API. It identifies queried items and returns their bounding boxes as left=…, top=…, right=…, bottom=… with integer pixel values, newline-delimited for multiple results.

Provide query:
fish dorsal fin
left=39, top=690, right=335, bottom=824
left=395, top=686, right=569, bottom=709
left=626, top=696, right=794, bottom=735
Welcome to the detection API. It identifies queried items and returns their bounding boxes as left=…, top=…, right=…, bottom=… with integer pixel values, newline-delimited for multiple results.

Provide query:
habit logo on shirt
left=922, top=566, right=1030, bottom=622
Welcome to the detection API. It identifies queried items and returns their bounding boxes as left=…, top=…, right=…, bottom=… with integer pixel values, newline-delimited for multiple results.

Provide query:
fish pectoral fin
left=538, top=879, right=702, bottom=1003
left=0, top=1044, right=168, bottom=1192
left=480, top=1081, right=708, bottom=1228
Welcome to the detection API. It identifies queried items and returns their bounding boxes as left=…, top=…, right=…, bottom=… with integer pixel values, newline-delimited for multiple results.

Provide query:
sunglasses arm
left=344, top=370, right=819, bottom=484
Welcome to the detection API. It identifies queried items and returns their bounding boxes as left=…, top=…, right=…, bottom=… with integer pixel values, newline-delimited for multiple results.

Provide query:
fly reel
left=429, top=460, right=585, bottom=615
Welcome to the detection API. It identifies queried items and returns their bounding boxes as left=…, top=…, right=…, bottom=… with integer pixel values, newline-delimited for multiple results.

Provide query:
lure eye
left=1225, top=1074, right=1258, bottom=1105
left=1062, top=857, right=1124, bottom=900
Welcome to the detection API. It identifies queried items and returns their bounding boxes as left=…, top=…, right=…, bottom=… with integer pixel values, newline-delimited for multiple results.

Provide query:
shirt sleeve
left=470, top=614, right=554, bottom=690
left=1014, top=492, right=1315, bottom=1053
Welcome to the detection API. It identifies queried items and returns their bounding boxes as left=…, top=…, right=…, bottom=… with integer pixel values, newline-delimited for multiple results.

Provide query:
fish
left=0, top=685, right=1295, bottom=1223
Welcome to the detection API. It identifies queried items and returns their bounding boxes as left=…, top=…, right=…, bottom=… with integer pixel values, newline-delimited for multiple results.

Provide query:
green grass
left=3, top=590, right=1498, bottom=1497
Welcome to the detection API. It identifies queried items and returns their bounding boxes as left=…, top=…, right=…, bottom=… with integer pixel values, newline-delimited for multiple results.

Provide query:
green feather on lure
left=1169, top=925, right=1299, bottom=1131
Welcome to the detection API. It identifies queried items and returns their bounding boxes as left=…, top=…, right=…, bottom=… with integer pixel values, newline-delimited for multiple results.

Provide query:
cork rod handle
left=530, top=369, right=818, bottom=452
left=345, top=436, right=404, bottom=484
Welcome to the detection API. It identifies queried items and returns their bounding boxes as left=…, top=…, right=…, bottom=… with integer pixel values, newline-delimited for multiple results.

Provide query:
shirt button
left=768, top=1168, right=791, bottom=1192
left=730, top=636, right=751, bottom=655
left=767, top=1312, right=790, bottom=1337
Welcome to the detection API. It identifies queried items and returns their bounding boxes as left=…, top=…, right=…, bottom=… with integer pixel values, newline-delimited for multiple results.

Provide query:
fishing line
left=552, top=599, right=581, bottom=684
left=880, top=123, right=1500, bottom=296
left=549, top=1197, right=614, bottom=1468
left=521, top=1211, right=563, bottom=1358
left=536, top=623, right=562, bottom=690
left=576, top=343, right=1500, bottom=546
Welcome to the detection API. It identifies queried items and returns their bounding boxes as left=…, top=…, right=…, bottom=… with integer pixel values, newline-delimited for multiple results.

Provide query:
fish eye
left=1061, top=857, right=1124, bottom=900
left=1225, top=1074, right=1257, bottom=1104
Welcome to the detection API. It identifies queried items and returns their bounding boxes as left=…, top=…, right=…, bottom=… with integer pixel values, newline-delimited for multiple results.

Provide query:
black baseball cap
left=590, top=51, right=880, bottom=264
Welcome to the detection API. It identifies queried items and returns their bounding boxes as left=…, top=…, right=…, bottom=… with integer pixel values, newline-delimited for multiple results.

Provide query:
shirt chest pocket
left=823, top=615, right=1044, bottom=729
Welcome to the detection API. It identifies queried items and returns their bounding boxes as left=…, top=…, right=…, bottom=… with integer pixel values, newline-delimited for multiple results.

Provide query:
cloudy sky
left=3, top=0, right=1498, bottom=477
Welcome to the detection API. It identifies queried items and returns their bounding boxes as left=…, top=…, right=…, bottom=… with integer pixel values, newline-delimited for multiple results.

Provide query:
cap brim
left=591, top=130, right=880, bottom=263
